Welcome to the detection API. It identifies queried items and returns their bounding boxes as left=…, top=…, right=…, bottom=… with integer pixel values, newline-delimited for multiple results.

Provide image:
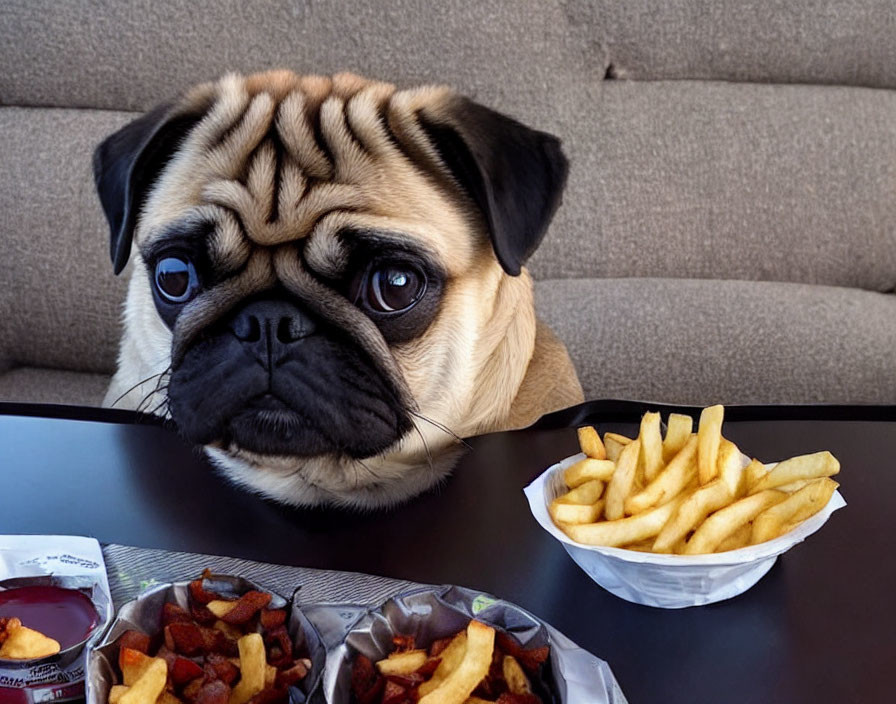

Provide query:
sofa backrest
left=1, top=0, right=894, bottom=378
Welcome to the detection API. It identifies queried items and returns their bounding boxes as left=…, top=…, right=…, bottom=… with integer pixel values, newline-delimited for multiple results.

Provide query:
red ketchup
left=0, top=586, right=99, bottom=652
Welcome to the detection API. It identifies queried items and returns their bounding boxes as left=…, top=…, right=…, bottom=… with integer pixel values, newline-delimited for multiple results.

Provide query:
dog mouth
left=225, top=394, right=328, bottom=458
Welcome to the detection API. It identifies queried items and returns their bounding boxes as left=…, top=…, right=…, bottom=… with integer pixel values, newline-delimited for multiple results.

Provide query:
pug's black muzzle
left=168, top=296, right=410, bottom=459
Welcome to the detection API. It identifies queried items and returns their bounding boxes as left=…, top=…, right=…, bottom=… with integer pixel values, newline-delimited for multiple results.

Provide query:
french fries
left=577, top=426, right=606, bottom=459
left=563, top=457, right=615, bottom=487
left=750, top=451, right=840, bottom=491
left=549, top=480, right=604, bottom=524
left=603, top=433, right=631, bottom=462
left=662, top=413, right=693, bottom=463
left=683, top=490, right=787, bottom=555
left=354, top=620, right=550, bottom=704
left=751, top=478, right=839, bottom=544
left=553, top=412, right=842, bottom=555
left=417, top=621, right=494, bottom=704
left=603, top=439, right=640, bottom=520
left=120, top=658, right=168, bottom=704
left=638, top=412, right=664, bottom=482
left=0, top=618, right=61, bottom=660
left=696, top=405, right=724, bottom=485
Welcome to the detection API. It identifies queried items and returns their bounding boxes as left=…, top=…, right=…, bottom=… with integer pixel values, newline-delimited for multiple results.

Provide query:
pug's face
left=94, top=71, right=568, bottom=508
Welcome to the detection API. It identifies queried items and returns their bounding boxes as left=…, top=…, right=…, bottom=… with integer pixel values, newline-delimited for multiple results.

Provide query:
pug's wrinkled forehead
left=139, top=71, right=479, bottom=277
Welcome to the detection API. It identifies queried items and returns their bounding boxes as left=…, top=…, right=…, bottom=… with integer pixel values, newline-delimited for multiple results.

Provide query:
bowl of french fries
left=524, top=405, right=846, bottom=608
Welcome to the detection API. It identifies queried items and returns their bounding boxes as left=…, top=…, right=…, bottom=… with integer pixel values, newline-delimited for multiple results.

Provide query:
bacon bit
left=220, top=591, right=272, bottom=625
left=162, top=603, right=194, bottom=626
left=165, top=623, right=206, bottom=657
left=391, top=634, right=416, bottom=653
left=262, top=625, right=293, bottom=668
left=170, top=656, right=204, bottom=685
left=259, top=609, right=286, bottom=629
left=274, top=659, right=309, bottom=688
left=495, top=633, right=549, bottom=673
left=118, top=630, right=151, bottom=654
left=188, top=579, right=219, bottom=606
left=192, top=679, right=231, bottom=704
left=495, top=694, right=542, bottom=704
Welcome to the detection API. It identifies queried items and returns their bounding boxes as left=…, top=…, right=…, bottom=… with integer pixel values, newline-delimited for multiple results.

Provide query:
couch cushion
left=0, top=107, right=131, bottom=374
left=530, top=80, right=896, bottom=291
left=535, top=277, right=896, bottom=405
left=0, top=367, right=110, bottom=406
left=584, top=0, right=896, bottom=88
left=0, top=0, right=598, bottom=129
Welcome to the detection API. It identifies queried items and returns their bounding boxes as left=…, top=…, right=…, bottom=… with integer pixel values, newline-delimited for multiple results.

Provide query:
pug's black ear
left=93, top=103, right=204, bottom=274
left=418, top=97, right=568, bottom=276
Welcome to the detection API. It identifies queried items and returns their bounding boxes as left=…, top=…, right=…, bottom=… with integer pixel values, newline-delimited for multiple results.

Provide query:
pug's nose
left=228, top=299, right=318, bottom=356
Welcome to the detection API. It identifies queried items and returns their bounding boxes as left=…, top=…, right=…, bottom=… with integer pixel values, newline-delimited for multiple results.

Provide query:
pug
left=93, top=70, right=583, bottom=508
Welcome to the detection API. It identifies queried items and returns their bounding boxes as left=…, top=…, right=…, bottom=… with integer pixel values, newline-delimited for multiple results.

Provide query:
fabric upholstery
left=531, top=80, right=896, bottom=289
left=0, top=0, right=599, bottom=126
left=0, top=107, right=131, bottom=374
left=0, top=367, right=109, bottom=406
left=0, top=0, right=893, bottom=408
left=535, top=278, right=896, bottom=405
left=586, top=1, right=896, bottom=88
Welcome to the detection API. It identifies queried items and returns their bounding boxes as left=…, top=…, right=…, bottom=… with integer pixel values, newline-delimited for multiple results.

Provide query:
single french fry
left=550, top=499, right=604, bottom=525
left=417, top=632, right=467, bottom=696
left=717, top=523, right=752, bottom=552
left=625, top=436, right=698, bottom=515
left=0, top=622, right=61, bottom=660
left=652, top=477, right=732, bottom=553
left=776, top=479, right=815, bottom=493
left=563, top=457, right=616, bottom=487
left=120, top=658, right=167, bottom=704
left=604, top=439, right=640, bottom=520
left=751, top=478, right=839, bottom=544
left=684, top=490, right=787, bottom=554
left=109, top=686, right=129, bottom=704
left=622, top=539, right=656, bottom=552
left=119, top=648, right=156, bottom=687
left=502, top=655, right=532, bottom=694
left=638, top=412, right=664, bottom=482
left=604, top=433, right=632, bottom=462
left=744, top=458, right=768, bottom=488
left=663, top=414, right=693, bottom=463
left=561, top=495, right=684, bottom=547
left=577, top=426, right=606, bottom=459
left=418, top=621, right=495, bottom=704
left=375, top=649, right=428, bottom=676
left=206, top=600, right=236, bottom=618
left=555, top=479, right=604, bottom=504
left=717, top=438, right=745, bottom=497
left=750, top=451, right=840, bottom=492
left=697, top=405, right=725, bottom=484
left=228, top=634, right=266, bottom=704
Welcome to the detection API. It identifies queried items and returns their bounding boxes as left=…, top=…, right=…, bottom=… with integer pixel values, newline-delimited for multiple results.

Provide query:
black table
left=2, top=401, right=894, bottom=704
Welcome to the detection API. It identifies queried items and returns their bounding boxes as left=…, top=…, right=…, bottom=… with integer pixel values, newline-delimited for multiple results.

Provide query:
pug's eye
left=351, top=263, right=426, bottom=314
left=154, top=256, right=200, bottom=303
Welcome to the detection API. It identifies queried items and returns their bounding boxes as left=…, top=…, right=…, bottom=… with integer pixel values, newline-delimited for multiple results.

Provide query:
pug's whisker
left=409, top=417, right=435, bottom=473
left=350, top=458, right=379, bottom=488
left=408, top=410, right=471, bottom=450
left=148, top=399, right=171, bottom=417
left=110, top=370, right=168, bottom=408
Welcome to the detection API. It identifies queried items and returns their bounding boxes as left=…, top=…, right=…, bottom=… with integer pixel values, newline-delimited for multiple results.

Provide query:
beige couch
left=2, top=0, right=894, bottom=408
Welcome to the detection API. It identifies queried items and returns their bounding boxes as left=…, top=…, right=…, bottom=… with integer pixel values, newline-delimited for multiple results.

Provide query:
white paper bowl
left=524, top=453, right=846, bottom=609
